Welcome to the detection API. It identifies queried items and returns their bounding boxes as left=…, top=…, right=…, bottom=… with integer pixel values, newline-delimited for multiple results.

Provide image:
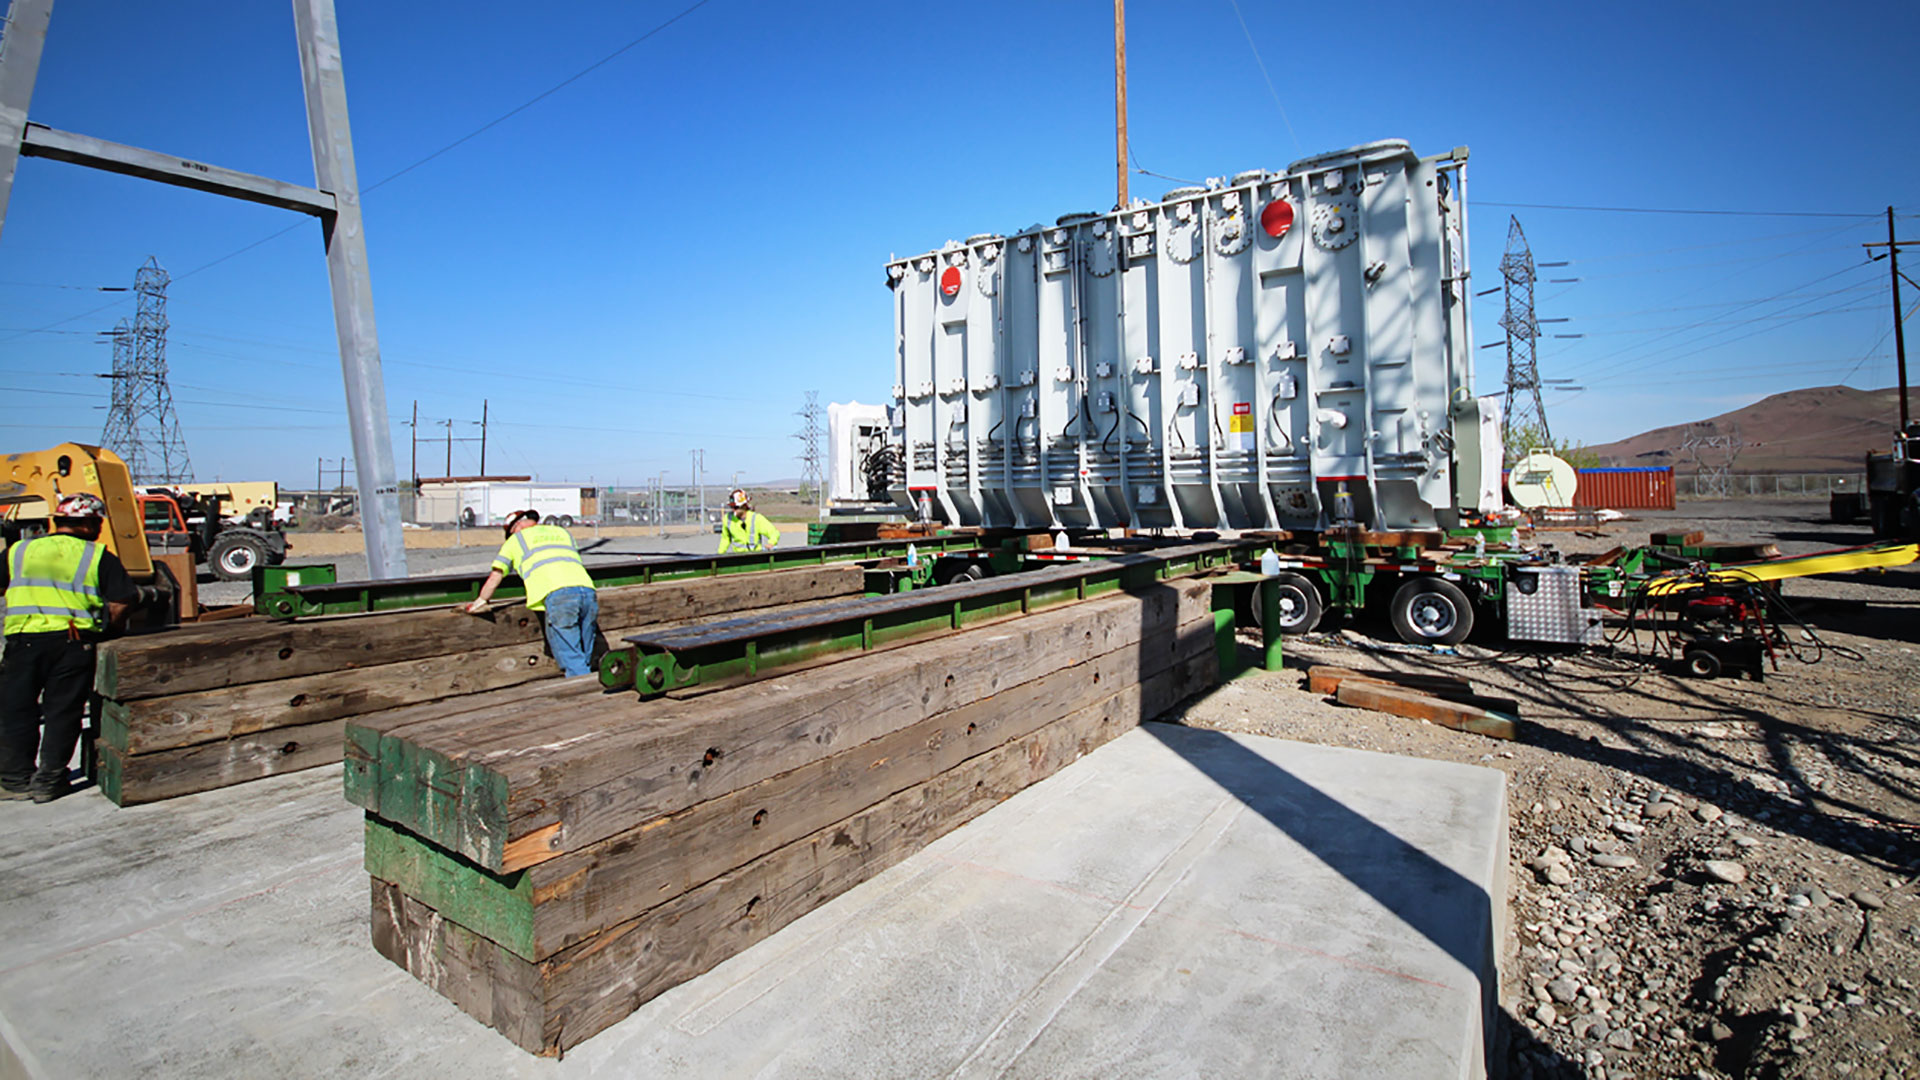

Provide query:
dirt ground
left=1172, top=498, right=1920, bottom=1080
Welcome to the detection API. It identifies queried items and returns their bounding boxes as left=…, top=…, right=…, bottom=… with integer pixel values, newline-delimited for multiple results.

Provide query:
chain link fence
left=1676, top=473, right=1865, bottom=500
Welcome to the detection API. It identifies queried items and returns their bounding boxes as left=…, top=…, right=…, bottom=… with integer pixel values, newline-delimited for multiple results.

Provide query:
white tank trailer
left=886, top=139, right=1493, bottom=533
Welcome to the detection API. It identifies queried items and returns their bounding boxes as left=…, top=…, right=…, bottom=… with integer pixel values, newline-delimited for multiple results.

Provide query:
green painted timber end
left=363, top=816, right=537, bottom=960
left=345, top=720, right=511, bottom=870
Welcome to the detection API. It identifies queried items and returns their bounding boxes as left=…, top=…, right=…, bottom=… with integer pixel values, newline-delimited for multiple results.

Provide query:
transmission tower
left=99, top=257, right=191, bottom=483
left=1682, top=425, right=1741, bottom=499
left=793, top=391, right=824, bottom=503
left=1498, top=217, right=1550, bottom=462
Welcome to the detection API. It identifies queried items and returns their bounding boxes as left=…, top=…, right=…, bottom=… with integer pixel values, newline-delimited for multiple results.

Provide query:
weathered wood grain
left=98, top=564, right=864, bottom=700
left=353, top=580, right=1212, bottom=872
left=107, top=594, right=857, bottom=756
left=95, top=716, right=348, bottom=806
left=1333, top=680, right=1519, bottom=741
left=365, top=616, right=1217, bottom=961
left=369, top=647, right=1217, bottom=1054
left=1306, top=666, right=1519, bottom=716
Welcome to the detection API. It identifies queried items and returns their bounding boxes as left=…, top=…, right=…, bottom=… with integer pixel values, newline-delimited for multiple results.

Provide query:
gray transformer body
left=886, top=139, right=1482, bottom=532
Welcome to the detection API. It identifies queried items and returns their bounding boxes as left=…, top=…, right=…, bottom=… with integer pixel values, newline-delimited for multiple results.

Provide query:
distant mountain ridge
left=1582, top=385, right=1903, bottom=473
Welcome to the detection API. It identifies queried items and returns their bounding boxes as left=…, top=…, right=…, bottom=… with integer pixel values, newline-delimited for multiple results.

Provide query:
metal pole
left=316, top=456, right=323, bottom=498
left=444, top=419, right=452, bottom=477
left=409, top=399, right=417, bottom=483
left=480, top=398, right=488, bottom=476
left=0, top=0, right=54, bottom=241
left=1892, top=207, right=1910, bottom=431
left=293, top=0, right=407, bottom=579
left=1113, top=0, right=1127, bottom=209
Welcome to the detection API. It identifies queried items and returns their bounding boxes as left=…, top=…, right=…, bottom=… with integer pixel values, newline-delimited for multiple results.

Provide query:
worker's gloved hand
left=465, top=599, right=490, bottom=614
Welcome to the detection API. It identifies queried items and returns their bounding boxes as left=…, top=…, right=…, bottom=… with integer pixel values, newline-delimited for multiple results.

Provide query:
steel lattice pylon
left=100, top=256, right=191, bottom=483
left=1498, top=216, right=1549, bottom=461
left=793, top=390, right=824, bottom=503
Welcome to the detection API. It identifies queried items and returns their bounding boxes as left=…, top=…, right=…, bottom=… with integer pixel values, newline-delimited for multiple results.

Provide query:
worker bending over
left=468, top=510, right=601, bottom=677
left=1, top=495, right=135, bottom=803
left=718, top=489, right=781, bottom=553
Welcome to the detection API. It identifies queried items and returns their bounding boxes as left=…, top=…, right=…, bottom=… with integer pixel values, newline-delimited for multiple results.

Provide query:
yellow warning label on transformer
left=1229, top=403, right=1255, bottom=451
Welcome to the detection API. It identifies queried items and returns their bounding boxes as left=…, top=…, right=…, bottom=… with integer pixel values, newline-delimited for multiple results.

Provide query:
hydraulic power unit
left=885, top=139, right=1485, bottom=532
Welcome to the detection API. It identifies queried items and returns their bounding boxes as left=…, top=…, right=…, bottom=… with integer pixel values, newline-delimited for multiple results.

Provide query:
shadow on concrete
left=1137, top=721, right=1527, bottom=1075
left=1305, top=642, right=1920, bottom=878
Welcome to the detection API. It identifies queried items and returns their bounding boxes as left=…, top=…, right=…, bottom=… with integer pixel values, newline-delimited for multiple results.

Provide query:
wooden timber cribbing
left=346, top=578, right=1215, bottom=872
left=90, top=565, right=865, bottom=806
left=362, top=581, right=1219, bottom=1055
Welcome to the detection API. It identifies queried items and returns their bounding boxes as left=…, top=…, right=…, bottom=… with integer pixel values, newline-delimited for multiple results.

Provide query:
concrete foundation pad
left=0, top=723, right=1506, bottom=1079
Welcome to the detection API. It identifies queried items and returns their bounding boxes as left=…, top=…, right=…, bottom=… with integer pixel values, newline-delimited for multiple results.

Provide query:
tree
left=1506, top=421, right=1602, bottom=469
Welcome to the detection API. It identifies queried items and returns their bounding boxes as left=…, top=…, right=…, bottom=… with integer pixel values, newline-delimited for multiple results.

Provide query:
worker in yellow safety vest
left=718, top=489, right=781, bottom=554
left=1, top=494, right=136, bottom=803
left=467, top=510, right=602, bottom=676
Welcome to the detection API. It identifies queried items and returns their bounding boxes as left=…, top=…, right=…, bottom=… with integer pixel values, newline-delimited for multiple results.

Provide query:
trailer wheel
left=1683, top=647, right=1722, bottom=679
left=1248, top=572, right=1324, bottom=634
left=1388, top=578, right=1474, bottom=646
left=558, top=515, right=576, bottom=528
left=208, top=532, right=268, bottom=581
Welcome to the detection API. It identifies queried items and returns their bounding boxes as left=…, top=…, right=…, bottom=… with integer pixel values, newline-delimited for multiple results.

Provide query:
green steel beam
left=253, top=534, right=991, bottom=618
left=599, top=541, right=1250, bottom=696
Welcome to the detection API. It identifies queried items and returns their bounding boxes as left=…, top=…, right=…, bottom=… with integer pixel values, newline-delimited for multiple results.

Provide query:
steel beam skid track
left=599, top=542, right=1248, bottom=697
left=253, top=535, right=992, bottom=618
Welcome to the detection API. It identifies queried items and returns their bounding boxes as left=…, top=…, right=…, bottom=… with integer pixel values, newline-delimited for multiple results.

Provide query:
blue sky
left=2, top=0, right=1915, bottom=489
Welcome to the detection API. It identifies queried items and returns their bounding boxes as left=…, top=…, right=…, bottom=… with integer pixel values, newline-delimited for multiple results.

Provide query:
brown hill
left=1582, top=385, right=1904, bottom=473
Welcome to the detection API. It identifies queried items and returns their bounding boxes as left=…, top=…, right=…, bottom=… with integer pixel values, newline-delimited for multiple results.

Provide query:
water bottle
left=1474, top=532, right=1486, bottom=557
left=1259, top=548, right=1280, bottom=576
left=906, top=543, right=918, bottom=568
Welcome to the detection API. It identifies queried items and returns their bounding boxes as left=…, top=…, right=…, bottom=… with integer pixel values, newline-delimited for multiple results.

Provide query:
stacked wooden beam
left=92, top=566, right=867, bottom=805
left=352, top=578, right=1219, bottom=1055
left=1310, top=664, right=1521, bottom=740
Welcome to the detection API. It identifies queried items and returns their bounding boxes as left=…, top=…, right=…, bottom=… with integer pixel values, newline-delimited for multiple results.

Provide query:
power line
left=1222, top=0, right=1301, bottom=154
left=1556, top=259, right=1876, bottom=380
left=0, top=0, right=723, bottom=345
left=1478, top=201, right=1885, bottom=219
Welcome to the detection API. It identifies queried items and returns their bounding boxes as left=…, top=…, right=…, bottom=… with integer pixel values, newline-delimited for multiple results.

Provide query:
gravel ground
left=1173, top=499, right=1920, bottom=1079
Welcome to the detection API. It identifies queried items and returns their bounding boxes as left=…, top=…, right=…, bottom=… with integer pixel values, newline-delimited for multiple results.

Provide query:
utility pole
left=409, top=399, right=418, bottom=484
left=443, top=418, right=453, bottom=477
left=691, top=448, right=705, bottom=524
left=1113, top=0, right=1128, bottom=209
left=1866, top=206, right=1917, bottom=429
left=479, top=398, right=489, bottom=476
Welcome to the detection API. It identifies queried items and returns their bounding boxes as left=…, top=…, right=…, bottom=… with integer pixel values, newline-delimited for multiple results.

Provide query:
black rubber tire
left=1388, top=577, right=1475, bottom=646
left=1248, top=571, right=1324, bottom=634
left=461, top=507, right=477, bottom=527
left=1870, top=495, right=1898, bottom=538
left=1684, top=648, right=1722, bottom=679
left=208, top=532, right=267, bottom=581
left=934, top=561, right=988, bottom=586
left=558, top=515, right=576, bottom=528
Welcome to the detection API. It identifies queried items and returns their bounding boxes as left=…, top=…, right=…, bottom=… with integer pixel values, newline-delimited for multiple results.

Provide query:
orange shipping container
left=1571, top=468, right=1674, bottom=511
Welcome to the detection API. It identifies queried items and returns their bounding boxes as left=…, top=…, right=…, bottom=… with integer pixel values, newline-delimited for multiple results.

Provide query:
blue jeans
left=541, top=586, right=600, bottom=677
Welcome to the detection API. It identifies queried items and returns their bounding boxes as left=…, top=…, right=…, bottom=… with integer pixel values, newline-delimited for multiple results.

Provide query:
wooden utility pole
left=1114, top=0, right=1128, bottom=209
left=1866, top=207, right=1917, bottom=429
left=480, top=399, right=489, bottom=476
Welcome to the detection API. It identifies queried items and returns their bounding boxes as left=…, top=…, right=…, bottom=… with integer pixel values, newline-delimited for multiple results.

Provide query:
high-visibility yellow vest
left=4, top=534, right=105, bottom=635
left=490, top=524, right=593, bottom=611
left=718, top=511, right=781, bottom=553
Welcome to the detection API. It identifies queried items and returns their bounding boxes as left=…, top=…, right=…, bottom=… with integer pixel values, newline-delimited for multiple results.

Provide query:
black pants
left=0, top=632, right=96, bottom=789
